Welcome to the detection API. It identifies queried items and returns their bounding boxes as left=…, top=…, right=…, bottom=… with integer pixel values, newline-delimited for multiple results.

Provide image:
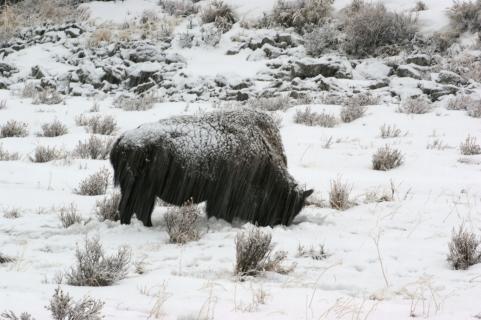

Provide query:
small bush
left=65, top=237, right=130, bottom=287
left=0, top=99, right=7, bottom=110
left=86, top=116, right=117, bottom=135
left=73, top=135, right=113, bottom=160
left=414, top=1, right=427, bottom=11
left=247, top=96, right=291, bottom=111
left=294, top=107, right=337, bottom=127
left=447, top=226, right=481, bottom=270
left=347, top=92, right=380, bottom=107
left=372, top=145, right=404, bottom=171
left=0, top=120, right=28, bottom=138
left=447, top=94, right=475, bottom=111
left=3, top=208, right=21, bottom=219
left=448, top=0, right=481, bottom=33
left=164, top=199, right=203, bottom=244
left=200, top=0, right=236, bottom=32
left=47, top=287, right=104, bottom=320
left=296, top=244, right=328, bottom=260
left=379, top=124, right=402, bottom=138
left=59, top=204, right=83, bottom=228
left=30, top=146, right=64, bottom=163
left=159, top=0, right=198, bottom=17
left=0, top=311, right=34, bottom=320
left=340, top=101, right=367, bottom=123
left=0, top=0, right=89, bottom=42
left=0, top=144, right=20, bottom=161
left=329, top=178, right=353, bottom=210
left=32, top=88, right=63, bottom=105
left=235, top=227, right=293, bottom=276
left=343, top=2, right=417, bottom=57
left=113, top=93, right=157, bottom=111
left=467, top=102, right=481, bottom=118
left=75, top=168, right=110, bottom=196
left=397, top=96, right=432, bottom=114
left=39, top=120, right=68, bottom=137
left=304, top=22, right=340, bottom=56
left=271, top=0, right=334, bottom=31
left=95, top=191, right=121, bottom=222
left=460, top=136, right=481, bottom=155
left=77, top=115, right=117, bottom=135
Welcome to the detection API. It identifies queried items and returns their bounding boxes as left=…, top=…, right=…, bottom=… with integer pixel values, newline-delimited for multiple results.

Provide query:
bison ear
left=303, top=189, right=314, bottom=199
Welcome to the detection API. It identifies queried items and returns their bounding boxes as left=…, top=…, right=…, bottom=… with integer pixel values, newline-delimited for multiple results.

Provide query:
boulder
left=436, top=70, right=468, bottom=86
left=406, top=54, right=431, bottom=66
left=292, top=56, right=352, bottom=79
left=396, top=64, right=422, bottom=80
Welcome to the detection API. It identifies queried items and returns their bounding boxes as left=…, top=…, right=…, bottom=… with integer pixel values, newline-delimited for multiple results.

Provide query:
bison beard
left=110, top=109, right=313, bottom=227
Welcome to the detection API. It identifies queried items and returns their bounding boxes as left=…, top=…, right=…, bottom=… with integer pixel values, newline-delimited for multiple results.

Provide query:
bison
left=110, top=109, right=312, bottom=227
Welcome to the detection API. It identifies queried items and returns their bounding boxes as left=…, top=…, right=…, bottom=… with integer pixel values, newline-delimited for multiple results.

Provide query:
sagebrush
left=65, top=237, right=130, bottom=286
left=164, top=199, right=203, bottom=244
left=372, top=145, right=404, bottom=171
left=447, top=226, right=481, bottom=270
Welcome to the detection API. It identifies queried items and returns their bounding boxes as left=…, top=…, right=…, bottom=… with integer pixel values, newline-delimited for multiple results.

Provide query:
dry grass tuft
left=0, top=120, right=29, bottom=138
left=372, top=145, right=404, bottom=171
left=164, top=199, right=203, bottom=244
left=460, top=136, right=481, bottom=155
left=95, top=191, right=121, bottom=222
left=294, top=107, right=337, bottom=127
left=59, top=204, right=83, bottom=228
left=235, top=227, right=294, bottom=277
left=447, top=225, right=481, bottom=270
left=75, top=168, right=110, bottom=196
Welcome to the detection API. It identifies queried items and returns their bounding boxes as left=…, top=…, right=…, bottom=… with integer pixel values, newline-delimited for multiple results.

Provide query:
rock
left=369, top=78, right=390, bottom=89
left=126, top=62, right=163, bottom=88
left=396, top=65, right=422, bottom=79
left=102, top=66, right=126, bottom=85
left=236, top=91, right=249, bottom=101
left=65, top=27, right=82, bottom=38
left=354, top=60, right=392, bottom=80
left=122, top=42, right=164, bottom=63
left=418, top=81, right=458, bottom=101
left=436, top=70, right=468, bottom=86
left=31, top=65, right=46, bottom=79
left=406, top=54, right=431, bottom=66
left=132, top=80, right=157, bottom=94
left=0, top=62, right=17, bottom=77
left=292, top=56, right=352, bottom=79
left=262, top=44, right=283, bottom=59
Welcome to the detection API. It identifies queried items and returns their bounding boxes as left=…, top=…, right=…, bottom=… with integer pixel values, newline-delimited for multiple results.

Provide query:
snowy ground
left=1, top=0, right=481, bottom=319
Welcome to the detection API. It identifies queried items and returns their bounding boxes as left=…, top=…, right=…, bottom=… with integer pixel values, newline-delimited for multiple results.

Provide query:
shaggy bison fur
left=110, top=109, right=313, bottom=227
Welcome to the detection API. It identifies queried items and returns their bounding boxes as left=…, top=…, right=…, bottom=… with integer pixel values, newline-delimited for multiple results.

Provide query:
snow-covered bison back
left=110, top=109, right=313, bottom=227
